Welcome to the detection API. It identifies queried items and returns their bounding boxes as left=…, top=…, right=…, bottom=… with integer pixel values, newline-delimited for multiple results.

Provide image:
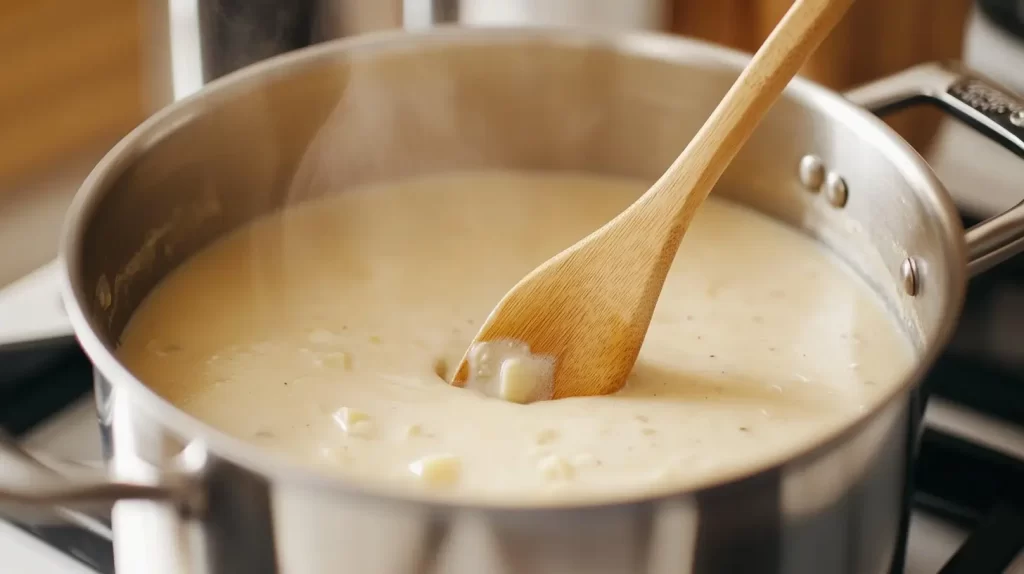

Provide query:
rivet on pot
left=900, top=257, right=919, bottom=296
left=1011, top=110, right=1024, bottom=127
left=824, top=172, right=848, bottom=208
left=798, top=155, right=825, bottom=191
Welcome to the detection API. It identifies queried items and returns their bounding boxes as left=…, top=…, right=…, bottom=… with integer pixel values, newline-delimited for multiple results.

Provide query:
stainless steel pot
left=5, top=28, right=1024, bottom=574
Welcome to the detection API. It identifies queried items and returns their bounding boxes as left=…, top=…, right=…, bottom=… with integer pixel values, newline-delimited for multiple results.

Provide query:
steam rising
left=282, top=42, right=612, bottom=208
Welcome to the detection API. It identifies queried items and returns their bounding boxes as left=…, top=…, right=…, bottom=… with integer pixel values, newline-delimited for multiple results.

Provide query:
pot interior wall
left=72, top=31, right=961, bottom=361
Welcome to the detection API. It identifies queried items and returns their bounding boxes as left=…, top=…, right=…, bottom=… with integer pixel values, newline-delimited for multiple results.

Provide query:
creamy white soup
left=117, top=170, right=915, bottom=503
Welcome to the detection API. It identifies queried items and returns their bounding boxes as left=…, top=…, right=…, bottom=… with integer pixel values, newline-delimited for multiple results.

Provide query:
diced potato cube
left=498, top=358, right=538, bottom=404
left=537, top=455, right=575, bottom=481
left=332, top=407, right=373, bottom=437
left=409, top=454, right=462, bottom=486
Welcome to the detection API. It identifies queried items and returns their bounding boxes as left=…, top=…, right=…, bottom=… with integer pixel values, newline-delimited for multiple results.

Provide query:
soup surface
left=118, top=170, right=915, bottom=503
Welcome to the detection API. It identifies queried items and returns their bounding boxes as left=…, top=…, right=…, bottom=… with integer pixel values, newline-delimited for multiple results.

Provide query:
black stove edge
left=938, top=502, right=1024, bottom=574
left=915, top=428, right=1024, bottom=574
left=0, top=347, right=93, bottom=437
left=926, top=352, right=1024, bottom=430
left=0, top=335, right=79, bottom=390
left=0, top=345, right=112, bottom=573
left=979, top=0, right=1024, bottom=43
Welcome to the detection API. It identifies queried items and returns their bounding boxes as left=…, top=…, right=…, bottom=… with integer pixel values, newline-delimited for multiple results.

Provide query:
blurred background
left=0, top=0, right=987, bottom=287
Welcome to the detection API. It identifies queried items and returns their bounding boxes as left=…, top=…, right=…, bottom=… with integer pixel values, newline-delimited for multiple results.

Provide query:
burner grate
left=916, top=429, right=1024, bottom=573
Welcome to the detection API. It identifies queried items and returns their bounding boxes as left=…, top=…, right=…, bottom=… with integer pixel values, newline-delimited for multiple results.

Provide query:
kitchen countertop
left=0, top=148, right=110, bottom=289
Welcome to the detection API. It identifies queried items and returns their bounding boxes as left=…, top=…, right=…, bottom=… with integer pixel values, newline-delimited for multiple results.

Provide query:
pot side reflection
left=66, top=29, right=968, bottom=574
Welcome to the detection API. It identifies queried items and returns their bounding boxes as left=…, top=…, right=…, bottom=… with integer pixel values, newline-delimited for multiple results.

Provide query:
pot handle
left=844, top=61, right=1024, bottom=276
left=0, top=430, right=205, bottom=523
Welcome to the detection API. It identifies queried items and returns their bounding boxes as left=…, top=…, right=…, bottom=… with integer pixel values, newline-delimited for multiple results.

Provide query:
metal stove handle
left=844, top=61, right=1024, bottom=276
left=0, top=430, right=205, bottom=524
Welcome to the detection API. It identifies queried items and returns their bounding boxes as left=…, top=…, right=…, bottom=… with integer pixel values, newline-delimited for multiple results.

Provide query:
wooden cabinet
left=668, top=0, right=975, bottom=149
left=0, top=0, right=145, bottom=189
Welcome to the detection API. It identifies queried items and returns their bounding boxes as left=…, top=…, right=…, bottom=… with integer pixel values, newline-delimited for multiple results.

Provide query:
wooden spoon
left=451, top=0, right=855, bottom=399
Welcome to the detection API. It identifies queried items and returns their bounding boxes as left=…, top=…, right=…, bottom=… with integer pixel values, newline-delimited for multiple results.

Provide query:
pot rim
left=58, top=25, right=966, bottom=511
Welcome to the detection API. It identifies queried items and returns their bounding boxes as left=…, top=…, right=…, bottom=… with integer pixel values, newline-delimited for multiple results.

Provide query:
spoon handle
left=636, top=0, right=856, bottom=236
